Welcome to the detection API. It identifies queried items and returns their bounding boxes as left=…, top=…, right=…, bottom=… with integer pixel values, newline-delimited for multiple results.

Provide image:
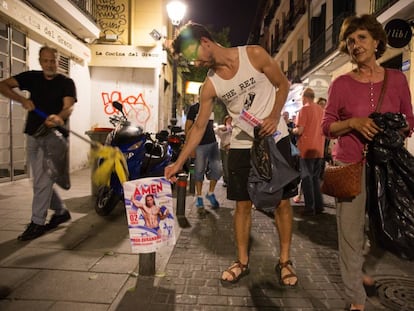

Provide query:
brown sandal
left=275, top=260, right=298, bottom=287
left=220, top=260, right=250, bottom=285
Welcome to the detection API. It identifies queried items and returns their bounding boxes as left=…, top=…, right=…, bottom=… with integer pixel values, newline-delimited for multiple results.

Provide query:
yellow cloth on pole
left=89, top=145, right=129, bottom=186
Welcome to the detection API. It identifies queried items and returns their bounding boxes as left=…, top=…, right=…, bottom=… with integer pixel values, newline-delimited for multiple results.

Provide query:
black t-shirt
left=14, top=70, right=77, bottom=135
left=186, top=102, right=216, bottom=145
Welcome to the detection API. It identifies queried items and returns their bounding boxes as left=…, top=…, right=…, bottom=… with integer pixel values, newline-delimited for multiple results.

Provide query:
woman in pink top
left=321, top=14, right=413, bottom=311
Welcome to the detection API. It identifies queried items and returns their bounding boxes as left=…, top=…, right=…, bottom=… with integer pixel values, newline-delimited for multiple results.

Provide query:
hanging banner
left=123, top=177, right=175, bottom=253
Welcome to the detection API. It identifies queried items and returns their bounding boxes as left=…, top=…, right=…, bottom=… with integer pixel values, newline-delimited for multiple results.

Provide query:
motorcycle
left=95, top=101, right=172, bottom=216
left=157, top=125, right=185, bottom=164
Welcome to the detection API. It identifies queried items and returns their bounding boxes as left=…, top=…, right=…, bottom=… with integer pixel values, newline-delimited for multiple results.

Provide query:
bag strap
left=375, top=69, right=388, bottom=113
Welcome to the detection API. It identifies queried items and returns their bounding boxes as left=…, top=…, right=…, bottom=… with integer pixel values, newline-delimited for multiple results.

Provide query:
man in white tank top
left=164, top=22, right=298, bottom=287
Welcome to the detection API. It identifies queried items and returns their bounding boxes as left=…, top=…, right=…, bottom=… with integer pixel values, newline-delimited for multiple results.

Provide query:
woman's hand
left=349, top=117, right=381, bottom=141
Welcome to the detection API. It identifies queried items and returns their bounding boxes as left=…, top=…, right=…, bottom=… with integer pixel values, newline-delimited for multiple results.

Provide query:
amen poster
left=123, top=177, right=175, bottom=253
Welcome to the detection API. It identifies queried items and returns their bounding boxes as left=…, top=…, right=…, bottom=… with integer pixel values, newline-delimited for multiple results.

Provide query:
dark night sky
left=184, top=0, right=260, bottom=46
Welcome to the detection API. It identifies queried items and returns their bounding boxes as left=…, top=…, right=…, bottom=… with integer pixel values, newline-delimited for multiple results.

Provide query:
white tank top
left=208, top=46, right=282, bottom=148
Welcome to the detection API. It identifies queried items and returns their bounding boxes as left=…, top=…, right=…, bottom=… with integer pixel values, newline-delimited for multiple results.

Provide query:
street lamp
left=167, top=0, right=186, bottom=126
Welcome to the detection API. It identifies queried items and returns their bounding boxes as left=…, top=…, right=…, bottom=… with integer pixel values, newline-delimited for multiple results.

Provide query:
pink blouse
left=322, top=69, right=414, bottom=163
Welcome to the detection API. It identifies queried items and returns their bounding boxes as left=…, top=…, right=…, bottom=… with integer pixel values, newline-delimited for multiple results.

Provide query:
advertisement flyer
left=237, top=108, right=289, bottom=143
left=123, top=177, right=175, bottom=253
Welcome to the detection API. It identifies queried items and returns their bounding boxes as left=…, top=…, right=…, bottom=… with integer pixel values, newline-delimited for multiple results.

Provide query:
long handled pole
left=32, top=108, right=99, bottom=147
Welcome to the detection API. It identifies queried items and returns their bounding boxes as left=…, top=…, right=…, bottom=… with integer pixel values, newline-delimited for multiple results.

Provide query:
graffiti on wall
left=102, top=91, right=151, bottom=127
left=96, top=0, right=129, bottom=44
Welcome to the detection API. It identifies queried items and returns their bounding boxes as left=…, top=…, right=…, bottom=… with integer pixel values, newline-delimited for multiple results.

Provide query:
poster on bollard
left=123, top=177, right=175, bottom=253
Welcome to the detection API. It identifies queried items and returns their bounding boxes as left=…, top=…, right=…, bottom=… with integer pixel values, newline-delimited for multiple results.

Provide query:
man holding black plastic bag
left=0, top=46, right=76, bottom=241
left=164, top=22, right=300, bottom=287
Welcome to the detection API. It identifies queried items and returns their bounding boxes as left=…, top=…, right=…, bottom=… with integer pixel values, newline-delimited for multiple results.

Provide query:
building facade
left=0, top=0, right=181, bottom=184
left=250, top=0, right=414, bottom=153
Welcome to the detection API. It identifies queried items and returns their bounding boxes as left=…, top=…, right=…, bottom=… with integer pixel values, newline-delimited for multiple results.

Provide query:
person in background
left=0, top=46, right=76, bottom=241
left=292, top=88, right=325, bottom=216
left=215, top=115, right=232, bottom=187
left=282, top=111, right=297, bottom=145
left=317, top=97, right=332, bottom=176
left=165, top=22, right=298, bottom=287
left=321, top=14, right=414, bottom=311
left=283, top=110, right=302, bottom=204
left=185, top=99, right=222, bottom=217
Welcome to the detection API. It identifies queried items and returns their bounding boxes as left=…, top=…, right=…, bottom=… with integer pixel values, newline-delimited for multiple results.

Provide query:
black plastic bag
left=366, top=112, right=414, bottom=260
left=248, top=127, right=300, bottom=213
left=38, top=128, right=71, bottom=190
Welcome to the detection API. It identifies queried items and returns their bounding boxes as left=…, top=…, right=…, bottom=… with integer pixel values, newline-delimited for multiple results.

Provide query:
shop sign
left=385, top=19, right=412, bottom=48
left=89, top=44, right=166, bottom=68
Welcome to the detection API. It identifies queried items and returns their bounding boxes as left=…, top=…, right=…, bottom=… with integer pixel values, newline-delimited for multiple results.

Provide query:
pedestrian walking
left=292, top=88, right=325, bottom=216
left=215, top=115, right=232, bottom=187
left=185, top=100, right=221, bottom=217
left=322, top=14, right=414, bottom=311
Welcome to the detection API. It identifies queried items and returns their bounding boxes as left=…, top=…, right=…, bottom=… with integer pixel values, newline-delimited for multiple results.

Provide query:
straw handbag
left=320, top=161, right=363, bottom=198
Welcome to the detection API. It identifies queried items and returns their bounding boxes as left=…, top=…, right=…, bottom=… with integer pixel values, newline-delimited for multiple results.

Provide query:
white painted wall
left=90, top=67, right=160, bottom=133
left=69, top=61, right=92, bottom=171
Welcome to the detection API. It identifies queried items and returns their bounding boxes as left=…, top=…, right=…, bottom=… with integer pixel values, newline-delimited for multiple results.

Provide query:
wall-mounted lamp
left=149, top=29, right=162, bottom=41
left=166, top=1, right=187, bottom=26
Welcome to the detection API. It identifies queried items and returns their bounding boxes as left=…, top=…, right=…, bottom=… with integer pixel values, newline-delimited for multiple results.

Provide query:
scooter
left=95, top=101, right=172, bottom=216
left=156, top=126, right=185, bottom=164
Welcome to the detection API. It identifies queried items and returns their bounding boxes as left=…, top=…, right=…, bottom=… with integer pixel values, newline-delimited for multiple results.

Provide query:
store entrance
left=0, top=21, right=28, bottom=182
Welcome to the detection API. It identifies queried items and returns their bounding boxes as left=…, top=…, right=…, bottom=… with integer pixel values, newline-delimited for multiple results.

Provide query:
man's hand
left=164, top=162, right=182, bottom=183
left=45, top=114, right=64, bottom=128
left=21, top=98, right=35, bottom=111
left=260, top=115, right=279, bottom=137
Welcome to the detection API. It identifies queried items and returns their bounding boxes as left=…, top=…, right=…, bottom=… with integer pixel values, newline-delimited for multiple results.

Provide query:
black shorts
left=227, top=136, right=298, bottom=201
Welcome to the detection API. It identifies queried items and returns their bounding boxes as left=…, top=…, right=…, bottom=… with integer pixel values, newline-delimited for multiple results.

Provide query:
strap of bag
left=375, top=69, right=388, bottom=112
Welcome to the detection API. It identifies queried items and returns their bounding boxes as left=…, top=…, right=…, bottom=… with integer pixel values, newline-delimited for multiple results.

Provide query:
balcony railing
left=371, top=0, right=398, bottom=16
left=271, top=0, right=306, bottom=54
left=300, top=11, right=353, bottom=78
left=69, top=0, right=97, bottom=22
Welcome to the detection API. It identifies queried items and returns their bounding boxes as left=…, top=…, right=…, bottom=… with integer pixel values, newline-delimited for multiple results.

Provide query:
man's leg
left=195, top=181, right=203, bottom=197
left=275, top=199, right=297, bottom=285
left=221, top=200, right=252, bottom=281
left=205, top=142, right=221, bottom=208
left=208, top=179, right=217, bottom=192
left=28, top=136, right=54, bottom=225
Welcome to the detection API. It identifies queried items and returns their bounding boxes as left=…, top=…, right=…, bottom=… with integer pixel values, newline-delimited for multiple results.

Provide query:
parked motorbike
left=156, top=125, right=186, bottom=167
left=95, top=101, right=172, bottom=216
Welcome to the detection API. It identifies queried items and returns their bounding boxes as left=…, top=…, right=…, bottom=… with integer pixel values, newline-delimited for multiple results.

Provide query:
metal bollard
left=139, top=252, right=155, bottom=276
left=176, top=172, right=188, bottom=217
left=189, top=163, right=195, bottom=195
